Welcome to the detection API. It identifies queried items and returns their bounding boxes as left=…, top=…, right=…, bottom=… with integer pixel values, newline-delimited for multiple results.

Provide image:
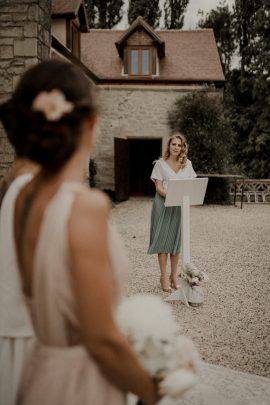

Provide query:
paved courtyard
left=111, top=199, right=270, bottom=404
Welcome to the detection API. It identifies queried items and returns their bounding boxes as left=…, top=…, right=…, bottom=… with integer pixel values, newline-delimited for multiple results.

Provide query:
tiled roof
left=52, top=0, right=82, bottom=16
left=81, top=29, right=225, bottom=83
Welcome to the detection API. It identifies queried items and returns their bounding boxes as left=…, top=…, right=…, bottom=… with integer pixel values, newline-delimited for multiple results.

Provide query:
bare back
left=14, top=178, right=63, bottom=297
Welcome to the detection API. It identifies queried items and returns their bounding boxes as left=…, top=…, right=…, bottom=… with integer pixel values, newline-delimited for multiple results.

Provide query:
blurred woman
left=0, top=60, right=159, bottom=405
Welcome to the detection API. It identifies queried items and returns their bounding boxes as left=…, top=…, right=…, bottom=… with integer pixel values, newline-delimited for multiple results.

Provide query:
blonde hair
left=163, top=133, right=188, bottom=169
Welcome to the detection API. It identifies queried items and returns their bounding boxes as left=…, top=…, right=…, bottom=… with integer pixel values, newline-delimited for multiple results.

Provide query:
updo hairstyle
left=0, top=60, right=97, bottom=172
left=163, top=133, right=188, bottom=169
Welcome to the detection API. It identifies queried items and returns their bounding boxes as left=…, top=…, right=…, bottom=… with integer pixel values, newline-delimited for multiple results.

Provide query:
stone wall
left=0, top=0, right=51, bottom=179
left=93, top=85, right=215, bottom=190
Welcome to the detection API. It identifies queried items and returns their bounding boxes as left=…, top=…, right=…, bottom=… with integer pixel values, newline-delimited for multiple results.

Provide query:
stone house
left=81, top=16, right=225, bottom=200
left=0, top=0, right=51, bottom=178
left=51, top=0, right=94, bottom=81
left=0, top=0, right=94, bottom=180
left=0, top=4, right=224, bottom=201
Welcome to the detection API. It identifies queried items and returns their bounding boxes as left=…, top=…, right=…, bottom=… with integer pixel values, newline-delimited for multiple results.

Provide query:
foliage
left=224, top=71, right=254, bottom=170
left=232, top=0, right=262, bottom=74
left=127, top=0, right=161, bottom=28
left=167, top=89, right=235, bottom=174
left=199, top=0, right=270, bottom=178
left=250, top=0, right=270, bottom=79
left=228, top=0, right=270, bottom=178
left=226, top=68, right=270, bottom=178
left=164, top=0, right=189, bottom=29
left=198, top=1, right=235, bottom=75
left=203, top=177, right=231, bottom=205
left=84, top=0, right=124, bottom=28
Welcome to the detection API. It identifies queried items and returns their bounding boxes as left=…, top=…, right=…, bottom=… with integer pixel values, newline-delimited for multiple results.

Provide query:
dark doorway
left=114, top=137, right=130, bottom=201
left=129, top=138, right=161, bottom=197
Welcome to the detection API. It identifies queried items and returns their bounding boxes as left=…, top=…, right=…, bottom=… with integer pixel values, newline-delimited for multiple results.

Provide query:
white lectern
left=164, top=178, right=208, bottom=305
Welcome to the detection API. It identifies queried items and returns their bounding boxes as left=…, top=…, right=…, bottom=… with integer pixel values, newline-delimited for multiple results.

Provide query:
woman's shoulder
left=62, top=184, right=110, bottom=229
left=154, top=158, right=164, bottom=166
left=68, top=187, right=110, bottom=244
left=152, top=158, right=166, bottom=172
left=185, top=159, right=194, bottom=168
left=73, top=187, right=110, bottom=217
left=67, top=188, right=111, bottom=272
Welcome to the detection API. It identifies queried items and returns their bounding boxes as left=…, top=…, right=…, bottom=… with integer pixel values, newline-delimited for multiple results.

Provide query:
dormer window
left=115, top=16, right=165, bottom=79
left=129, top=47, right=151, bottom=76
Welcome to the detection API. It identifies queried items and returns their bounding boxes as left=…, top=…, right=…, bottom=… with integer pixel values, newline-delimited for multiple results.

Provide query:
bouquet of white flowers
left=173, top=262, right=209, bottom=307
left=181, top=262, right=209, bottom=287
left=117, top=294, right=200, bottom=404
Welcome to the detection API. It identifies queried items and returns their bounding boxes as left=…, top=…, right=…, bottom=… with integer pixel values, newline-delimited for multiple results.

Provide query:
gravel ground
left=111, top=199, right=270, bottom=378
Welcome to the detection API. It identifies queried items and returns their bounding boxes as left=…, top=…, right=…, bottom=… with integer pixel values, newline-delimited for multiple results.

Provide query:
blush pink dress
left=0, top=175, right=35, bottom=405
left=17, top=182, right=127, bottom=405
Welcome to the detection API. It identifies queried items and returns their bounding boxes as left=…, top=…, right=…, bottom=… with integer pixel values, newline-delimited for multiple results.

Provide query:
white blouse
left=150, top=158, right=197, bottom=191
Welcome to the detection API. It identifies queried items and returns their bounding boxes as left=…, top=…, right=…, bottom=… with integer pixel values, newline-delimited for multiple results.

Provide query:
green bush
left=168, top=88, right=234, bottom=173
left=168, top=88, right=235, bottom=203
left=202, top=176, right=231, bottom=205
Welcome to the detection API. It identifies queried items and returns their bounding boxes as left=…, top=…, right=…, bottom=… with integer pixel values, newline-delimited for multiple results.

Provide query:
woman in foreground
left=0, top=60, right=159, bottom=405
left=148, top=134, right=196, bottom=293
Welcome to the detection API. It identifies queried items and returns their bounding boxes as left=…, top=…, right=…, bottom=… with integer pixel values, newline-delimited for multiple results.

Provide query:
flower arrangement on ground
left=117, top=294, right=200, bottom=404
left=176, top=262, right=209, bottom=307
left=181, top=262, right=209, bottom=287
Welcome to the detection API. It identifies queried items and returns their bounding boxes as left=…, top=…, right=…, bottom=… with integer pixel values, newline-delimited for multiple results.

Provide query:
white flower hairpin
left=32, top=89, right=74, bottom=121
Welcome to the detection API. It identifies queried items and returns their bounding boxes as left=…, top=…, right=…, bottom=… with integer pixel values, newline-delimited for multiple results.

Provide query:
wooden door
left=114, top=137, right=130, bottom=202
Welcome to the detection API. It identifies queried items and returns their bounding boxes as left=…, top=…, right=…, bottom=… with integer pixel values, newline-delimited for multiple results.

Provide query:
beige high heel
left=169, top=275, right=180, bottom=290
left=160, top=275, right=172, bottom=293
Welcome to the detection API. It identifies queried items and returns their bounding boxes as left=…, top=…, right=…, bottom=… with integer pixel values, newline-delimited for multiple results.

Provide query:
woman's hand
left=155, top=180, right=166, bottom=198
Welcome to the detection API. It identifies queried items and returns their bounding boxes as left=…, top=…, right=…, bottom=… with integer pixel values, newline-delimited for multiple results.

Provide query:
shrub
left=168, top=88, right=235, bottom=203
left=168, top=88, right=234, bottom=173
left=203, top=176, right=231, bottom=205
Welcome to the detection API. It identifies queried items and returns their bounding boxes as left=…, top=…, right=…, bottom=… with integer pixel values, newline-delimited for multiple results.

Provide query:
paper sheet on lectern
left=165, top=178, right=208, bottom=207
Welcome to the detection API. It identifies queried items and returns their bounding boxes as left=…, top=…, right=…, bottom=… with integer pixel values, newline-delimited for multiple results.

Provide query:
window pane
left=142, top=49, right=149, bottom=75
left=131, top=50, right=139, bottom=74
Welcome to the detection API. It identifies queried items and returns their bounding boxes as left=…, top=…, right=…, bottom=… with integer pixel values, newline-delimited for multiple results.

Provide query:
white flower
left=182, top=262, right=209, bottom=286
left=159, top=369, right=197, bottom=398
left=135, top=336, right=172, bottom=377
left=117, top=294, right=178, bottom=346
left=173, top=336, right=200, bottom=372
left=32, top=89, right=74, bottom=121
left=117, top=294, right=200, bottom=401
left=201, top=271, right=209, bottom=282
left=191, top=277, right=200, bottom=285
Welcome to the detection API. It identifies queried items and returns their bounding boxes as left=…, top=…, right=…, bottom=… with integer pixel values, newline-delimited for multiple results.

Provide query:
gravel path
left=111, top=199, right=270, bottom=378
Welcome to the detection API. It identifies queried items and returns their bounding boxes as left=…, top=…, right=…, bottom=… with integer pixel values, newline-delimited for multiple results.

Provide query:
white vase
left=181, top=280, right=204, bottom=304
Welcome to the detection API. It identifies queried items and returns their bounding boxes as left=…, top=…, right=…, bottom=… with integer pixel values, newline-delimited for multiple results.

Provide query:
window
left=71, top=22, right=80, bottom=58
left=130, top=49, right=139, bottom=74
left=67, top=21, right=80, bottom=58
left=128, top=48, right=151, bottom=76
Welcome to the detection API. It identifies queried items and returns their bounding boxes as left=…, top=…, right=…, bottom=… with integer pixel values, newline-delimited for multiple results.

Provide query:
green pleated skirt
left=147, top=193, right=181, bottom=255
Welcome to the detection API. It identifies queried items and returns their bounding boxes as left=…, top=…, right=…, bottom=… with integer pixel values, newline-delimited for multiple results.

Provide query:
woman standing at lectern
left=147, top=133, right=196, bottom=293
